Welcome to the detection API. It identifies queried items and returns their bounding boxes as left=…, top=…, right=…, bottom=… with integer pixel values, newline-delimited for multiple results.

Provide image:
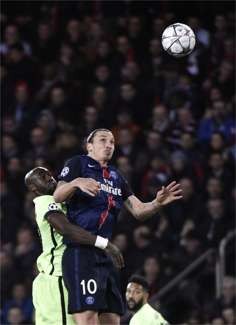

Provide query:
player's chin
left=127, top=301, right=136, bottom=310
left=103, top=152, right=113, bottom=159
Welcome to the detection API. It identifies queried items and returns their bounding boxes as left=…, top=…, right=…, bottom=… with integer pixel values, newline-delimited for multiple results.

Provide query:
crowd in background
left=1, top=1, right=235, bottom=324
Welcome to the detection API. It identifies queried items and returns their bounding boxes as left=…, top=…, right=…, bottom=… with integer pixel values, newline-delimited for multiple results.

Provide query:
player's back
left=33, top=195, right=66, bottom=276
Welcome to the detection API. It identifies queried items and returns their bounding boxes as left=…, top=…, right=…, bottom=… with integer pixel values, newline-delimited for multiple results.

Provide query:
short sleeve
left=33, top=195, right=65, bottom=219
left=119, top=174, right=133, bottom=201
left=58, top=156, right=82, bottom=182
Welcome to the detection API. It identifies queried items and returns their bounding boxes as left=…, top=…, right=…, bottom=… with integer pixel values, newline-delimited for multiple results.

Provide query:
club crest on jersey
left=110, top=171, right=117, bottom=180
left=85, top=296, right=95, bottom=305
left=48, top=203, right=59, bottom=211
left=60, top=167, right=69, bottom=177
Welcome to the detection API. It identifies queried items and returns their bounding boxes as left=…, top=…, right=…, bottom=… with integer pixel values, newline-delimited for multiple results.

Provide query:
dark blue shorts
left=62, top=245, right=124, bottom=315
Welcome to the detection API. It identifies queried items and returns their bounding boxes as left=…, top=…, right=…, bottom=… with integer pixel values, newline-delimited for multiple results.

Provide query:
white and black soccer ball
left=161, top=23, right=196, bottom=58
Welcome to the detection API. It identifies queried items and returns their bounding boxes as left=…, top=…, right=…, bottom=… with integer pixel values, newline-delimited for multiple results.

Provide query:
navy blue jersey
left=58, top=155, right=133, bottom=241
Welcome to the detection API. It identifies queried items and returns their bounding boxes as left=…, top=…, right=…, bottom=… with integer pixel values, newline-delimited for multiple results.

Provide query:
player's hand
left=72, top=177, right=100, bottom=196
left=155, top=181, right=183, bottom=206
left=105, top=242, right=125, bottom=269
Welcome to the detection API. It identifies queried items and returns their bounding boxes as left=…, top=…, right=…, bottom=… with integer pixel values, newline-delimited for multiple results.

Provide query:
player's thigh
left=73, top=310, right=99, bottom=325
left=104, top=264, right=124, bottom=316
left=33, top=272, right=74, bottom=325
left=63, top=247, right=105, bottom=313
left=99, top=312, right=120, bottom=325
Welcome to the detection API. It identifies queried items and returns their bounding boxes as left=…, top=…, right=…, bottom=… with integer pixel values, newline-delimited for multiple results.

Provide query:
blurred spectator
left=33, top=21, right=59, bottom=64
left=211, top=276, right=236, bottom=312
left=78, top=106, right=100, bottom=138
left=222, top=307, right=235, bottom=325
left=206, top=177, right=224, bottom=200
left=14, top=227, right=40, bottom=276
left=198, top=100, right=235, bottom=143
left=140, top=256, right=162, bottom=297
left=130, top=225, right=155, bottom=273
left=7, top=306, right=24, bottom=325
left=2, top=135, right=19, bottom=161
left=188, top=17, right=210, bottom=48
left=112, top=110, right=140, bottom=144
left=6, top=43, right=38, bottom=91
left=0, top=24, right=31, bottom=55
left=2, top=283, right=33, bottom=324
left=116, top=156, right=133, bottom=185
left=115, top=127, right=137, bottom=162
left=23, top=127, right=50, bottom=168
left=199, top=198, right=230, bottom=246
left=147, top=105, right=170, bottom=135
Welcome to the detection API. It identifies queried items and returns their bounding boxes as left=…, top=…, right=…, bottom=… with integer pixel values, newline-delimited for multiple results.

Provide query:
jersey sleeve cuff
left=44, top=210, right=65, bottom=219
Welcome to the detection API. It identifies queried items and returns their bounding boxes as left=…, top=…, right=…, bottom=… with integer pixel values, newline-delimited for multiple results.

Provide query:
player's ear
left=143, top=291, right=149, bottom=301
left=86, top=142, right=93, bottom=153
left=28, top=183, right=37, bottom=193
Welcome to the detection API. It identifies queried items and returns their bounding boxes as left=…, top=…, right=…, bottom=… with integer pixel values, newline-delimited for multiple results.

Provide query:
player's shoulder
left=33, top=195, right=64, bottom=216
left=65, top=154, right=84, bottom=165
left=33, top=194, right=55, bottom=206
left=66, top=154, right=96, bottom=167
left=109, top=166, right=123, bottom=181
left=110, top=166, right=129, bottom=184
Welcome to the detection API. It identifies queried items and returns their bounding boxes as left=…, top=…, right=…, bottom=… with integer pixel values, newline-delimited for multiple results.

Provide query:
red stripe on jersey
left=102, top=167, right=110, bottom=179
left=98, top=194, right=115, bottom=229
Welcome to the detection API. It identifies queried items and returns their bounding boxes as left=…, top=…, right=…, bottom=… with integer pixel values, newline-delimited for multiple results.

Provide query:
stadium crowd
left=1, top=2, right=235, bottom=324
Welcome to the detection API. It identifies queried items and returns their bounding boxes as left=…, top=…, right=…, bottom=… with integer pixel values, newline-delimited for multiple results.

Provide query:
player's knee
left=99, top=312, right=120, bottom=325
left=73, top=310, right=99, bottom=325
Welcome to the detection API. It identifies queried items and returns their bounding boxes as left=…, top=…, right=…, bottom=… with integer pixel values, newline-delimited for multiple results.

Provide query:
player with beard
left=126, top=275, right=168, bottom=325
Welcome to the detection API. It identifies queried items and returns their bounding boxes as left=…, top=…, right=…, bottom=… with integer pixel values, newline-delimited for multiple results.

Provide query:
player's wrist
left=95, top=235, right=109, bottom=250
left=152, top=199, right=161, bottom=210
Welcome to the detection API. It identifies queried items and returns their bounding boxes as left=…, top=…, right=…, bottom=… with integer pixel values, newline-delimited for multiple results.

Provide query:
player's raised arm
left=124, top=181, right=183, bottom=221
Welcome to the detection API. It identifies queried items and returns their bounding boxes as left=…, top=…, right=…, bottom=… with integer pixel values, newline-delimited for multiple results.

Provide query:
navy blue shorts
left=62, top=245, right=124, bottom=315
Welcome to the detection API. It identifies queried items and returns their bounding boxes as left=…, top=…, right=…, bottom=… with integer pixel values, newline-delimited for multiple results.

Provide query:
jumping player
left=25, top=166, right=124, bottom=325
left=54, top=128, right=182, bottom=325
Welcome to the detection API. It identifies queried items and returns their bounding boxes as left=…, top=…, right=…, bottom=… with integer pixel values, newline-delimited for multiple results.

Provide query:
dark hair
left=128, top=275, right=149, bottom=292
left=86, top=128, right=111, bottom=143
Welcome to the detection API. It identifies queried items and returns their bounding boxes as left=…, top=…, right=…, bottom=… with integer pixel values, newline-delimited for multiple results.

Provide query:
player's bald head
left=25, top=167, right=57, bottom=196
left=25, top=167, right=48, bottom=187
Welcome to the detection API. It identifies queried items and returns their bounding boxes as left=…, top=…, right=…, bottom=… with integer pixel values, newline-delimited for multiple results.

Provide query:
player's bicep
left=45, top=211, right=69, bottom=235
left=124, top=195, right=142, bottom=218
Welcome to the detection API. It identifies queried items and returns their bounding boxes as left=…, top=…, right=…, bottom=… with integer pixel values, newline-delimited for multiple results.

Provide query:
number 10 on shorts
left=80, top=279, right=97, bottom=295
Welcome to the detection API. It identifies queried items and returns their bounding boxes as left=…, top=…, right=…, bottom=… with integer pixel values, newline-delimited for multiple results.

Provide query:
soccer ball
left=161, top=23, right=196, bottom=58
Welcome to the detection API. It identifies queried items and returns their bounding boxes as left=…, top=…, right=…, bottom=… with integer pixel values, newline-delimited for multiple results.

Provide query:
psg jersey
left=58, top=155, right=133, bottom=242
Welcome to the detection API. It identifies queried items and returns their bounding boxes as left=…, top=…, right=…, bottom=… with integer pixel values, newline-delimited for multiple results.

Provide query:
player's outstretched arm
left=47, top=212, right=124, bottom=268
left=124, top=181, right=182, bottom=221
left=54, top=178, right=100, bottom=202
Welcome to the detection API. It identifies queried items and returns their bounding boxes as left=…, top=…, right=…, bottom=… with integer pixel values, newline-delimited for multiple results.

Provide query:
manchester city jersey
left=33, top=195, right=67, bottom=276
left=58, top=155, right=133, bottom=241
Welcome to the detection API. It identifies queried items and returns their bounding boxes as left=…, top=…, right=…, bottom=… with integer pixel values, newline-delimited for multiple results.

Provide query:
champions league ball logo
left=48, top=203, right=59, bottom=211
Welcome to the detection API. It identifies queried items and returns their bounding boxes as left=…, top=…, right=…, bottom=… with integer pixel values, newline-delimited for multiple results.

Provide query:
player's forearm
left=48, top=213, right=108, bottom=248
left=61, top=223, right=97, bottom=246
left=134, top=200, right=161, bottom=221
left=53, top=181, right=77, bottom=202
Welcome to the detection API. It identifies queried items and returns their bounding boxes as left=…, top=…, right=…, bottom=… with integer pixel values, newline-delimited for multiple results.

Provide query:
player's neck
left=87, top=154, right=108, bottom=167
